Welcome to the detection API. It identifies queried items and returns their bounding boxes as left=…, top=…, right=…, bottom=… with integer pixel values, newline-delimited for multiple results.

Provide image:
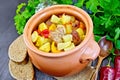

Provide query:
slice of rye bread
left=9, top=58, right=34, bottom=80
left=8, top=35, right=27, bottom=62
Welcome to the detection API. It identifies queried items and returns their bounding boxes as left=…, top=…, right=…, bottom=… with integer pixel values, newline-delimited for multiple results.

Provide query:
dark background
left=0, top=0, right=55, bottom=80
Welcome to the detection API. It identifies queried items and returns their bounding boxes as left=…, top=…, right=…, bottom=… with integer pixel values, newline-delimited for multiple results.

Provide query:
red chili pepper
left=40, top=29, right=49, bottom=38
left=100, top=67, right=115, bottom=80
left=114, top=56, right=120, bottom=80
left=100, top=58, right=115, bottom=80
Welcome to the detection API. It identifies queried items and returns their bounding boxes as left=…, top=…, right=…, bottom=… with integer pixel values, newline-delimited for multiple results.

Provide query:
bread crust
left=8, top=35, right=27, bottom=62
left=9, top=59, right=34, bottom=80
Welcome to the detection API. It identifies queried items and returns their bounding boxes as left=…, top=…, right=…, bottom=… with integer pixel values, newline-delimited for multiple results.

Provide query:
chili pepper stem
left=106, top=57, right=112, bottom=67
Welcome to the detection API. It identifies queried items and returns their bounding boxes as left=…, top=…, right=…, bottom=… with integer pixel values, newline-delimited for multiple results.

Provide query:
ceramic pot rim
left=23, top=5, right=93, bottom=57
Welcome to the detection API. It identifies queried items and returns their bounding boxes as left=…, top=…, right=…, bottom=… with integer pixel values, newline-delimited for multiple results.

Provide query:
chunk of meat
left=72, top=30, right=81, bottom=45
left=46, top=19, right=52, bottom=26
left=49, top=25, right=66, bottom=43
left=49, top=31, right=62, bottom=43
left=72, top=20, right=80, bottom=30
left=56, top=25, right=66, bottom=36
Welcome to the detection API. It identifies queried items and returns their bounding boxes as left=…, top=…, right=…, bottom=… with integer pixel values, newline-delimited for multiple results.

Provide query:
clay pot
left=23, top=5, right=100, bottom=77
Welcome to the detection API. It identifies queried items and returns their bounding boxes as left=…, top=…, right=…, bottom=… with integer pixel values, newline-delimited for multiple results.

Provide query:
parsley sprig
left=14, top=0, right=41, bottom=34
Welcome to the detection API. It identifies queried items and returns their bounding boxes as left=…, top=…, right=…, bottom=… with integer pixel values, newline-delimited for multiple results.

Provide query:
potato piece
left=61, top=14, right=71, bottom=24
left=70, top=16, right=75, bottom=22
left=38, top=22, right=48, bottom=32
left=62, top=34, right=72, bottom=42
left=81, top=35, right=85, bottom=40
left=50, top=15, right=60, bottom=24
left=65, top=24, right=72, bottom=34
left=64, top=43, right=75, bottom=51
left=35, top=36, right=49, bottom=47
left=49, top=24, right=56, bottom=31
left=39, top=42, right=50, bottom=52
left=57, top=41, right=71, bottom=50
left=31, top=31, right=39, bottom=42
left=76, top=28, right=84, bottom=37
left=35, top=36, right=41, bottom=47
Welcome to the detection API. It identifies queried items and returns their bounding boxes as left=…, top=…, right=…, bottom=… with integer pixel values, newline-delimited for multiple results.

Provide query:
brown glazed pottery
left=23, top=5, right=100, bottom=77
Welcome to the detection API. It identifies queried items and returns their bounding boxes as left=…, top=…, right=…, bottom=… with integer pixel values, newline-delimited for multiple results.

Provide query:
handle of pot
left=79, top=39, right=100, bottom=64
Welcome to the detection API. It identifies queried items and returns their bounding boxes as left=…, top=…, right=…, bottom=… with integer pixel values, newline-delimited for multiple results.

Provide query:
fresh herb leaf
left=54, top=0, right=73, bottom=4
left=14, top=0, right=41, bottom=34
left=100, top=15, right=114, bottom=28
left=93, top=16, right=105, bottom=35
left=114, top=28, right=120, bottom=40
left=74, top=0, right=85, bottom=8
left=115, top=40, right=120, bottom=49
left=16, top=3, right=26, bottom=14
left=85, top=0, right=120, bottom=52
left=86, top=0, right=99, bottom=13
left=94, top=35, right=102, bottom=42
left=106, top=35, right=114, bottom=42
